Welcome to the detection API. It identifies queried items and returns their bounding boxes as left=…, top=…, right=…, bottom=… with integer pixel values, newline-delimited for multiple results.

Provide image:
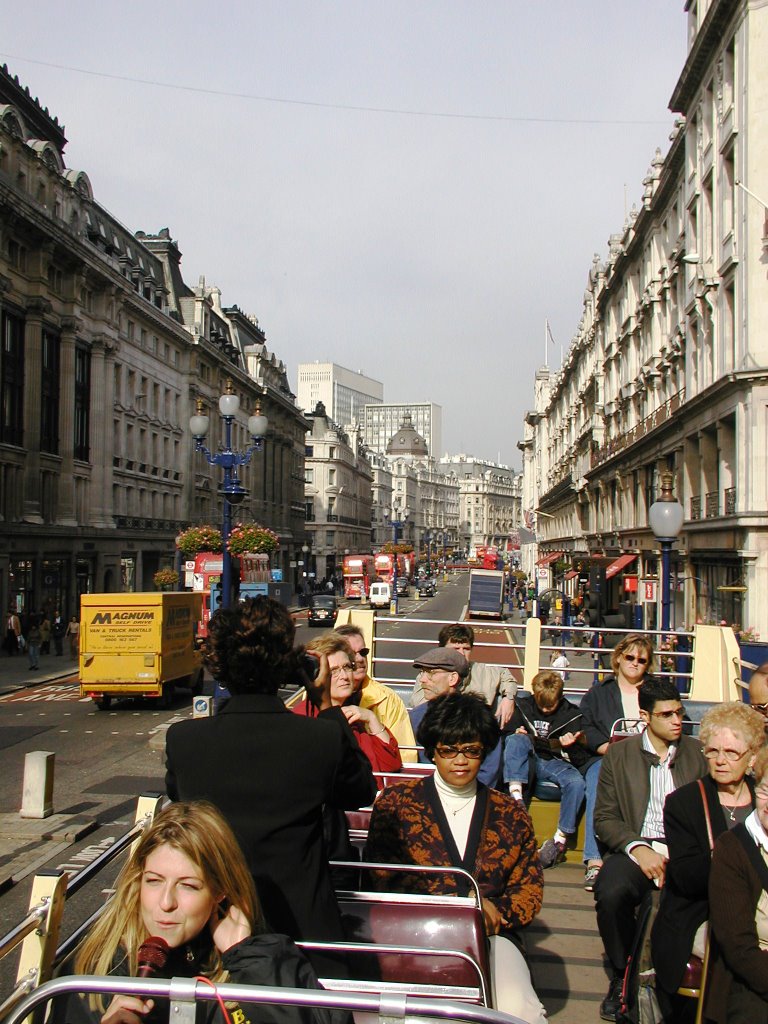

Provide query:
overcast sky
left=1, top=2, right=687, bottom=468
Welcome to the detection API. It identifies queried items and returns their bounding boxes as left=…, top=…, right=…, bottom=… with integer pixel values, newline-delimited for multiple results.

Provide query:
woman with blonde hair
left=578, top=633, right=656, bottom=890
left=52, top=801, right=348, bottom=1024
left=707, top=745, right=768, bottom=1022
left=652, top=701, right=764, bottom=1021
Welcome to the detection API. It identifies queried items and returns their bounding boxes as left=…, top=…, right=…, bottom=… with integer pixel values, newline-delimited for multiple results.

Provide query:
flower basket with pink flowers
left=227, top=523, right=280, bottom=556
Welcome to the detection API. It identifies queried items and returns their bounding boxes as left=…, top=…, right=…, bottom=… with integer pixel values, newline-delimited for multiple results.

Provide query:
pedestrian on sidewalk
left=52, top=610, right=66, bottom=656
left=65, top=615, right=80, bottom=658
left=39, top=613, right=51, bottom=655
left=26, top=615, right=41, bottom=670
left=4, top=608, right=21, bottom=656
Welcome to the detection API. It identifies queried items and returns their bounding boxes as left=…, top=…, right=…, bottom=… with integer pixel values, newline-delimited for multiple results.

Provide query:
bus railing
left=2, top=975, right=528, bottom=1024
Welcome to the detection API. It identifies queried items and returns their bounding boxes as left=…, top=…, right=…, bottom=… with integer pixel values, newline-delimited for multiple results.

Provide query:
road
left=0, top=576, right=476, bottom=997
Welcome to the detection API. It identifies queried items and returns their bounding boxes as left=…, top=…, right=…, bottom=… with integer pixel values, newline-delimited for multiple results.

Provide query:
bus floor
left=529, top=859, right=610, bottom=1022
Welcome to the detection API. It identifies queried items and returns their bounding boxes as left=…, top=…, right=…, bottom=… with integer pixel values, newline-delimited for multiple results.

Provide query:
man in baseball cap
left=409, top=646, right=501, bottom=785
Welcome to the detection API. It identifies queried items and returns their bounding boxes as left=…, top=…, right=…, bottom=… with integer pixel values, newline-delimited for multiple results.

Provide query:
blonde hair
left=305, top=631, right=354, bottom=661
left=699, top=701, right=766, bottom=755
left=75, top=802, right=260, bottom=1005
left=611, top=634, right=655, bottom=676
left=753, top=746, right=768, bottom=787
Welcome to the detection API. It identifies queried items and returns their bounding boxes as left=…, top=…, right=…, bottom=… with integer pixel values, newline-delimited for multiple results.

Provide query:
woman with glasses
left=365, top=692, right=546, bottom=1024
left=579, top=633, right=656, bottom=891
left=706, top=745, right=768, bottom=1023
left=294, top=632, right=402, bottom=777
left=651, top=701, right=764, bottom=1021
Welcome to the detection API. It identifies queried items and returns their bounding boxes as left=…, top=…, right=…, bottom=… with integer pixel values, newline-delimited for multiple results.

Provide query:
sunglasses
left=435, top=744, right=484, bottom=760
left=650, top=708, right=685, bottom=720
left=752, top=702, right=768, bottom=714
left=623, top=653, right=649, bottom=666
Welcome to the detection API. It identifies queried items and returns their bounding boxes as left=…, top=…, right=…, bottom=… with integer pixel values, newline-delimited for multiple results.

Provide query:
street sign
left=536, top=567, right=549, bottom=581
left=642, top=579, right=658, bottom=603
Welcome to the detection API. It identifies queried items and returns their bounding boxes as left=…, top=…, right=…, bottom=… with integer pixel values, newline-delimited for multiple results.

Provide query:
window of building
left=305, top=501, right=315, bottom=521
left=329, top=446, right=335, bottom=460
left=305, top=467, right=314, bottom=483
left=328, top=469, right=336, bottom=485
left=41, top=330, right=60, bottom=453
left=326, top=531, right=335, bottom=545
left=74, top=344, right=91, bottom=461
left=1, top=310, right=24, bottom=445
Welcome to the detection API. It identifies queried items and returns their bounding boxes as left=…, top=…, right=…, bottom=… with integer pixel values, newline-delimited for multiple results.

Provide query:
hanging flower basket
left=381, top=542, right=414, bottom=555
left=175, top=525, right=223, bottom=556
left=153, top=568, right=180, bottom=590
left=227, top=523, right=280, bottom=556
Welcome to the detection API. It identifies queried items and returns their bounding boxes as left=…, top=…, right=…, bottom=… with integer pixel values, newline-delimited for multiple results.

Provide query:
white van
left=369, top=582, right=391, bottom=609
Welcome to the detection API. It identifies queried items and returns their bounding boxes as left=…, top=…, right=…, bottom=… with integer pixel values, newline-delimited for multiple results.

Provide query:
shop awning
left=536, top=551, right=564, bottom=567
left=605, top=553, right=638, bottom=579
left=564, top=570, right=579, bottom=581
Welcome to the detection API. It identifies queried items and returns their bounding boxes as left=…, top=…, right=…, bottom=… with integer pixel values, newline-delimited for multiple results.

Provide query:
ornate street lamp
left=386, top=505, right=410, bottom=614
left=189, top=379, right=268, bottom=611
left=649, top=471, right=684, bottom=633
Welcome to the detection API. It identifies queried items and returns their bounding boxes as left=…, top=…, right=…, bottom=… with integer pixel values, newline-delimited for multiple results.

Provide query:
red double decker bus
left=374, top=552, right=406, bottom=585
left=343, top=554, right=375, bottom=599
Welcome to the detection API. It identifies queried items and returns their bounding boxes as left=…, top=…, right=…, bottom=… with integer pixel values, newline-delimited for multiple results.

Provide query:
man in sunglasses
left=592, top=677, right=707, bottom=1021
left=748, top=662, right=768, bottom=733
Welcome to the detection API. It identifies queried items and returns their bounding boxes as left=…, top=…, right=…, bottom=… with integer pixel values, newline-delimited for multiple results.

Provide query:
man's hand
left=482, top=897, right=503, bottom=935
left=633, top=845, right=667, bottom=885
left=495, top=696, right=515, bottom=729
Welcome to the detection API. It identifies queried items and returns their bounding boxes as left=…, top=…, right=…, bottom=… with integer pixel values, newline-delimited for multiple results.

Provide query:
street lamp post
left=189, top=379, right=268, bottom=611
left=387, top=506, right=409, bottom=614
left=649, top=471, right=684, bottom=633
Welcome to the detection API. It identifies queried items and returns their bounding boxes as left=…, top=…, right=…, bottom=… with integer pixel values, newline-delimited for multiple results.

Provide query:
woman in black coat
left=651, top=702, right=764, bottom=1020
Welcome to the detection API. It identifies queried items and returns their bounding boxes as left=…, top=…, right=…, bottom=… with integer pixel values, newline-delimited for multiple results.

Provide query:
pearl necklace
left=720, top=779, right=747, bottom=822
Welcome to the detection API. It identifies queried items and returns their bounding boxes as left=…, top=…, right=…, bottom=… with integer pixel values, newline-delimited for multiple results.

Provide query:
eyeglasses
left=330, top=664, right=354, bottom=678
left=650, top=708, right=685, bottom=720
left=624, top=653, right=649, bottom=666
left=418, top=666, right=451, bottom=677
left=435, top=744, right=484, bottom=760
left=751, top=702, right=768, bottom=714
left=702, top=747, right=749, bottom=762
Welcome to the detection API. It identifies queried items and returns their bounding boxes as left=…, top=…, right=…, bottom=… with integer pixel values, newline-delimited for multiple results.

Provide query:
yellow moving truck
left=79, top=592, right=204, bottom=709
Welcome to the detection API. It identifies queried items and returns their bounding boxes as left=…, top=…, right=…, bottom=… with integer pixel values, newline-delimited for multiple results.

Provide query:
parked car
left=395, top=576, right=410, bottom=597
left=307, top=594, right=339, bottom=627
left=369, top=582, right=392, bottom=609
left=417, top=577, right=436, bottom=597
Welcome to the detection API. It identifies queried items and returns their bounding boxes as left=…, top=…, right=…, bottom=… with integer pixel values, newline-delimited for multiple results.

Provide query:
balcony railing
left=690, top=496, right=702, bottom=521
left=327, top=514, right=338, bottom=522
left=705, top=490, right=720, bottom=518
left=725, top=486, right=736, bottom=515
left=591, top=388, right=685, bottom=469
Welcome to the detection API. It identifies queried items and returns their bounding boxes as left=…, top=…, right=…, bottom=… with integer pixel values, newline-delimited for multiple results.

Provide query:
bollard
left=21, top=751, right=55, bottom=819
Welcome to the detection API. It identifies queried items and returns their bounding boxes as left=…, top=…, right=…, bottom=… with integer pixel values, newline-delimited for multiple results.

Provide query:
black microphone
left=137, top=936, right=170, bottom=978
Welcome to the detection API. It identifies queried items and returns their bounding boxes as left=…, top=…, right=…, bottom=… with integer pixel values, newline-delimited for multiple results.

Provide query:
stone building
left=522, top=0, right=768, bottom=631
left=303, top=402, right=373, bottom=581
left=439, top=454, right=522, bottom=558
left=0, top=65, right=307, bottom=616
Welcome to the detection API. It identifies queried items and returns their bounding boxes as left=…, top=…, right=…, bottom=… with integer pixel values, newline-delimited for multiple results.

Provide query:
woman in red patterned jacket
left=365, top=692, right=546, bottom=1024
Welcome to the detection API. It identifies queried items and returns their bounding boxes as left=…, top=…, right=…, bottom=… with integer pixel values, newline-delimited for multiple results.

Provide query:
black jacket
left=51, top=934, right=350, bottom=1024
left=165, top=695, right=376, bottom=962
left=651, top=773, right=756, bottom=994
left=509, top=694, right=591, bottom=769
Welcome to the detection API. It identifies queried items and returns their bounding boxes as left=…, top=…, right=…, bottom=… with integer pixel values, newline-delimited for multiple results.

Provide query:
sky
left=1, top=2, right=687, bottom=468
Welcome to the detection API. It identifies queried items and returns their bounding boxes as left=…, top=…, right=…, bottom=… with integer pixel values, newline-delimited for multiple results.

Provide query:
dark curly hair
left=204, top=596, right=300, bottom=694
left=417, top=692, right=500, bottom=760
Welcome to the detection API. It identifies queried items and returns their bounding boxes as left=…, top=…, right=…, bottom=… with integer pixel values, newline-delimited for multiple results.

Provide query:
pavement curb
left=0, top=813, right=99, bottom=892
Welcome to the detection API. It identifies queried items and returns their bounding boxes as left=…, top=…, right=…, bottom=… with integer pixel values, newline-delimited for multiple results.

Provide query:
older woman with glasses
left=706, top=745, right=768, bottom=1023
left=578, top=633, right=656, bottom=891
left=294, top=632, right=402, bottom=777
left=651, top=701, right=764, bottom=1020
left=365, top=692, right=546, bottom=1024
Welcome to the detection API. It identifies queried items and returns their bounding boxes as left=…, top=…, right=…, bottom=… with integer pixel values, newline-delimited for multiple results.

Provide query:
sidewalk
left=0, top=652, right=77, bottom=696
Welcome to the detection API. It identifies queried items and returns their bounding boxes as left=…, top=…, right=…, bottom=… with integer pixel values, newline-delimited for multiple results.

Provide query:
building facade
left=297, top=361, right=383, bottom=429
left=0, top=66, right=307, bottom=617
left=439, top=455, right=522, bottom=558
left=522, top=0, right=768, bottom=632
left=303, top=402, right=373, bottom=581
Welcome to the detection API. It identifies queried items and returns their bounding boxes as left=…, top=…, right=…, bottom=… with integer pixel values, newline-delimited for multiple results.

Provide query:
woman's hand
left=210, top=903, right=251, bottom=953
left=341, top=704, right=387, bottom=736
left=101, top=995, right=154, bottom=1024
left=304, top=653, right=332, bottom=711
left=482, top=898, right=503, bottom=935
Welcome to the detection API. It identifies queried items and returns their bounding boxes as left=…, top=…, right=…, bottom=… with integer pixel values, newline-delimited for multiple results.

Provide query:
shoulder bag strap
left=698, top=777, right=715, bottom=853
left=733, top=823, right=768, bottom=894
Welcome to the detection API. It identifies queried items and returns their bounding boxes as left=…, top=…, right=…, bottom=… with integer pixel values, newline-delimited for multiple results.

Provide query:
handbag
left=17, top=634, right=26, bottom=650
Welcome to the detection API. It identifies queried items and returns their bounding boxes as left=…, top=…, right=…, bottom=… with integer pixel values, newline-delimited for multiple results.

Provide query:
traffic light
left=583, top=566, right=606, bottom=627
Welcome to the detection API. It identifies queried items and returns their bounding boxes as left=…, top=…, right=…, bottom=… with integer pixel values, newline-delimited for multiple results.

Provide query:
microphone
left=137, top=936, right=170, bottom=978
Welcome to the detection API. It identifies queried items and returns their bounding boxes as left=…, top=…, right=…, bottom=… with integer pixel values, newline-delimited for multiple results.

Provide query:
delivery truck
left=467, top=568, right=506, bottom=619
left=79, top=592, right=204, bottom=709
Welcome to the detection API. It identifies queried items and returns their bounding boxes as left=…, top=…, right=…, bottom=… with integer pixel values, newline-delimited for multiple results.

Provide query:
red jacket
left=292, top=698, right=402, bottom=779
